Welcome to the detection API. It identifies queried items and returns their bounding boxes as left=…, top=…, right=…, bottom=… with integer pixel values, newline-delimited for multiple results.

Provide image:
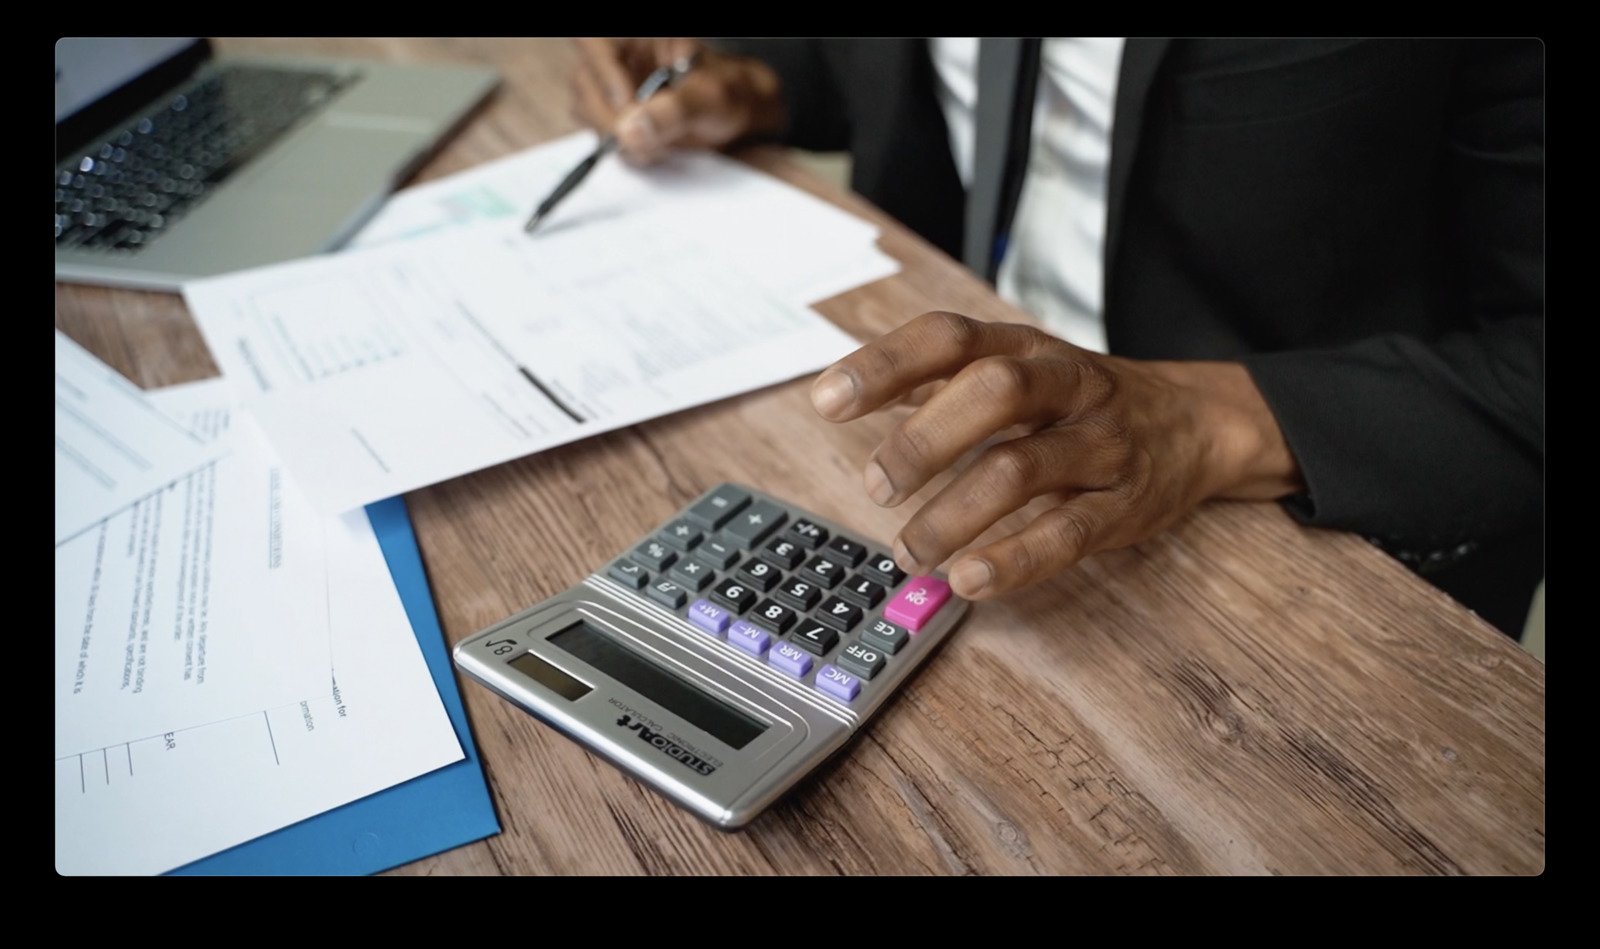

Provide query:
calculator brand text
left=616, top=714, right=717, bottom=776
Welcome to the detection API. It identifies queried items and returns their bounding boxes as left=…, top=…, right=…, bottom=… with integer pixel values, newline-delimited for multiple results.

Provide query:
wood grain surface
left=55, top=38, right=1544, bottom=876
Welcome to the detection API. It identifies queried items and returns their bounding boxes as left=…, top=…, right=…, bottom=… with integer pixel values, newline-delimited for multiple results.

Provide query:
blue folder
left=168, top=496, right=500, bottom=875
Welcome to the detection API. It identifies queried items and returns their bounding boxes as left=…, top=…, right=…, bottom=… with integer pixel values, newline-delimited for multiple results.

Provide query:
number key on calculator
left=452, top=483, right=971, bottom=830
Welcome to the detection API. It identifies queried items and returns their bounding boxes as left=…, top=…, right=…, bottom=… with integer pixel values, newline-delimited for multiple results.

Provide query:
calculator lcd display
left=548, top=621, right=767, bottom=749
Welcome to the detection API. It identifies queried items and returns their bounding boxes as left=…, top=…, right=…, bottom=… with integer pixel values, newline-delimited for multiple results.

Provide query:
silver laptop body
left=55, top=38, right=499, bottom=290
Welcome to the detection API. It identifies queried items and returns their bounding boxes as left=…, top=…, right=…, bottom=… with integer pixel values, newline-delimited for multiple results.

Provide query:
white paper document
left=54, top=389, right=332, bottom=759
left=55, top=331, right=228, bottom=545
left=184, top=222, right=862, bottom=515
left=56, top=380, right=463, bottom=875
left=350, top=131, right=899, bottom=307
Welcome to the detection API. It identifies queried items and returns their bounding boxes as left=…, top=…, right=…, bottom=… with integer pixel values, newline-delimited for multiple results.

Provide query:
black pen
left=524, top=53, right=699, bottom=233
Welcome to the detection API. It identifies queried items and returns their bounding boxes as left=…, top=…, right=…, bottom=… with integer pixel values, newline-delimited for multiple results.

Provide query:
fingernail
left=893, top=537, right=921, bottom=574
left=811, top=369, right=855, bottom=419
left=949, top=559, right=993, bottom=598
left=864, top=460, right=896, bottom=506
left=617, top=111, right=658, bottom=151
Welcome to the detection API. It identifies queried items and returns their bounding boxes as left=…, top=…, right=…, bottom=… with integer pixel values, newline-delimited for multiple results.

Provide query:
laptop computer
left=55, top=38, right=499, bottom=290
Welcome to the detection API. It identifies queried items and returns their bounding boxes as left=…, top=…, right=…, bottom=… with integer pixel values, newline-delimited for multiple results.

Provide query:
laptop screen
left=55, top=38, right=200, bottom=123
left=55, top=38, right=212, bottom=163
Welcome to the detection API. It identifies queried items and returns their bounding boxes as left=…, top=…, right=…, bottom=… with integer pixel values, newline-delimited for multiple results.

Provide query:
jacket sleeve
left=702, top=39, right=852, bottom=152
left=1239, top=39, right=1543, bottom=553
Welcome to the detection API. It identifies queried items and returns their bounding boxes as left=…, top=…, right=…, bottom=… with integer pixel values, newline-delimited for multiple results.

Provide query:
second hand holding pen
left=524, top=53, right=699, bottom=233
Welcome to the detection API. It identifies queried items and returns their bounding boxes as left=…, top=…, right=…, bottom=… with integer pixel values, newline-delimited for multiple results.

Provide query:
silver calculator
left=452, top=483, right=970, bottom=829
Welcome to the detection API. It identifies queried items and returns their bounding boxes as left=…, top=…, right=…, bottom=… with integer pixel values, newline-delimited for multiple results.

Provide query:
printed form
left=55, top=331, right=227, bottom=545
left=56, top=380, right=462, bottom=875
left=184, top=222, right=862, bottom=515
left=55, top=381, right=331, bottom=759
left=349, top=130, right=898, bottom=308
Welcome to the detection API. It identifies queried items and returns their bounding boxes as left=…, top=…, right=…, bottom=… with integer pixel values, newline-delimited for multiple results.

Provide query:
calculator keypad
left=769, top=641, right=813, bottom=678
left=749, top=599, right=798, bottom=634
left=658, top=520, right=704, bottom=551
left=727, top=619, right=770, bottom=656
left=815, top=596, right=862, bottom=632
left=646, top=579, right=688, bottom=610
left=799, top=555, right=845, bottom=589
left=604, top=486, right=958, bottom=706
left=760, top=538, right=806, bottom=570
left=838, top=641, right=886, bottom=679
left=823, top=535, right=867, bottom=567
left=694, top=539, right=741, bottom=570
left=861, top=555, right=906, bottom=588
left=669, top=558, right=715, bottom=590
left=837, top=574, right=885, bottom=609
left=860, top=618, right=909, bottom=654
left=722, top=500, right=787, bottom=548
left=815, top=665, right=861, bottom=702
left=790, top=621, right=839, bottom=655
left=786, top=520, right=828, bottom=549
left=685, top=487, right=750, bottom=531
left=633, top=540, right=677, bottom=571
left=689, top=599, right=732, bottom=637
left=774, top=577, right=821, bottom=611
left=608, top=560, right=649, bottom=589
left=710, top=577, right=758, bottom=613
left=883, top=577, right=952, bottom=632
left=735, top=559, right=782, bottom=592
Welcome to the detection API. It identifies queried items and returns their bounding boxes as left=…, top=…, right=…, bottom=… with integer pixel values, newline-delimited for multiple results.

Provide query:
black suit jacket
left=713, top=38, right=1545, bottom=632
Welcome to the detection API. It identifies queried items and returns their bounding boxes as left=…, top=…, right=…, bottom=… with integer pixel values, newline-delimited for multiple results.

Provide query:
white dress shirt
left=929, top=38, right=1125, bottom=353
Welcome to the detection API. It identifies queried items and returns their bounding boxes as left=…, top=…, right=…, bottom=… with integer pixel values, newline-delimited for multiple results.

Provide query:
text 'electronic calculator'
left=452, top=483, right=970, bottom=829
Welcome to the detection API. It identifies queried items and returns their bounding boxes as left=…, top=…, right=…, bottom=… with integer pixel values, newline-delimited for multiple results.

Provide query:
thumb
left=614, top=94, right=690, bottom=164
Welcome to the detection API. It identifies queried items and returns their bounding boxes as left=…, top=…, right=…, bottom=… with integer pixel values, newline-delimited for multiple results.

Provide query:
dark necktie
left=964, top=37, right=1042, bottom=283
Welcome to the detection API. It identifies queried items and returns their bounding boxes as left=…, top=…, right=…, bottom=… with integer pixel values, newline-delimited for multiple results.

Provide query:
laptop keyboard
left=55, top=65, right=351, bottom=254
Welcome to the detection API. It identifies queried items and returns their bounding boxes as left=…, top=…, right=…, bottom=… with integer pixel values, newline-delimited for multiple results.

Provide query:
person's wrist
left=730, top=55, right=785, bottom=140
left=1139, top=359, right=1303, bottom=502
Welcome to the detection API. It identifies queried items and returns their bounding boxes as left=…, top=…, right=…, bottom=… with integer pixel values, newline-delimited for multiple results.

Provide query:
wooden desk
left=55, top=38, right=1545, bottom=875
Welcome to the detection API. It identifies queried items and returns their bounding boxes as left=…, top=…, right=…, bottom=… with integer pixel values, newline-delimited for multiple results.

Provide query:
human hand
left=570, top=38, right=785, bottom=164
left=809, top=312, right=1304, bottom=600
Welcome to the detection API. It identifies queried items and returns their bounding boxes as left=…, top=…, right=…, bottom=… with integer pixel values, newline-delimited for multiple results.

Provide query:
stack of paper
left=54, top=335, right=486, bottom=875
left=55, top=333, right=228, bottom=546
left=180, top=133, right=885, bottom=515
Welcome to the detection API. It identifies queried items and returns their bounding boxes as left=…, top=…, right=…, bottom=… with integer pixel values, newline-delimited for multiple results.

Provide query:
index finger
left=810, top=311, right=1048, bottom=422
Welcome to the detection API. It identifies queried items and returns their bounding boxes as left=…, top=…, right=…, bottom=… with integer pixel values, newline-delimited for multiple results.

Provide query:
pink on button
left=883, top=576, right=951, bottom=631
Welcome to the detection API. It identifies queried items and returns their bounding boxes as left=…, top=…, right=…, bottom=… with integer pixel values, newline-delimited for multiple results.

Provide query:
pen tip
left=524, top=213, right=543, bottom=233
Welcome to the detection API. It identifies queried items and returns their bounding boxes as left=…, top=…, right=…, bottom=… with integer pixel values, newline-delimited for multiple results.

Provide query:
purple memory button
left=727, top=620, right=770, bottom=657
left=688, top=599, right=730, bottom=637
left=814, top=664, right=861, bottom=702
left=768, top=641, right=812, bottom=678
